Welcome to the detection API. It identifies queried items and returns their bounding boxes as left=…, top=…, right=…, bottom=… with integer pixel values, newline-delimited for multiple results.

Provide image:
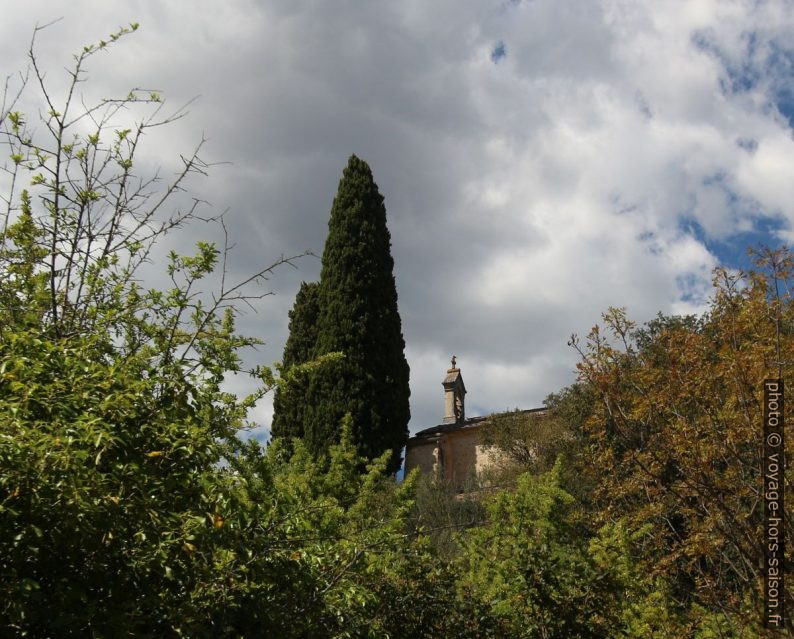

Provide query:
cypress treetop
left=304, top=155, right=411, bottom=473
left=270, top=280, right=320, bottom=442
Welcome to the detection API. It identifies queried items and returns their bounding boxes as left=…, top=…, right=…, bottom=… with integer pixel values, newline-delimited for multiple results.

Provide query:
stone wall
left=440, top=428, right=479, bottom=485
left=405, top=420, right=511, bottom=487
left=404, top=439, right=438, bottom=477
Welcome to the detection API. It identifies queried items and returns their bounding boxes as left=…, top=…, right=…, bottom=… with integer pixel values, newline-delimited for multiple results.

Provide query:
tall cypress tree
left=270, top=280, right=320, bottom=441
left=303, top=155, right=410, bottom=474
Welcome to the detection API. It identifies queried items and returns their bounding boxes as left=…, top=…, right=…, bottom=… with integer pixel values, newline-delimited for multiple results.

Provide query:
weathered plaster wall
left=405, top=420, right=516, bottom=487
left=440, top=428, right=479, bottom=485
left=406, top=399, right=548, bottom=488
left=474, top=441, right=505, bottom=475
left=404, top=440, right=438, bottom=477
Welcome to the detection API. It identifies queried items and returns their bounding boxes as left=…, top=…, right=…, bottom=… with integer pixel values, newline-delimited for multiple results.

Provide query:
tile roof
left=407, top=407, right=548, bottom=444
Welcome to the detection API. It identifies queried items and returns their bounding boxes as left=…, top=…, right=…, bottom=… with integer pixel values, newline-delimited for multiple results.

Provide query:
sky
left=2, top=0, right=794, bottom=441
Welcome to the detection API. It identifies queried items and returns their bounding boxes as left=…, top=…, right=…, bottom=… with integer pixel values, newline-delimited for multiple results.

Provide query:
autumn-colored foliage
left=573, top=248, right=794, bottom=635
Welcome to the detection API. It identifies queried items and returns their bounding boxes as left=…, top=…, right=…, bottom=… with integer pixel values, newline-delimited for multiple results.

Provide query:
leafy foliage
left=173, top=418, right=422, bottom=637
left=457, top=461, right=622, bottom=638
left=479, top=408, right=573, bottom=480
left=1, top=326, right=231, bottom=634
left=0, top=23, right=293, bottom=635
left=409, top=473, right=487, bottom=560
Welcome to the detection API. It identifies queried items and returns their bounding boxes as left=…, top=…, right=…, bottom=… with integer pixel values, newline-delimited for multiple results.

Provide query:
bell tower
left=442, top=355, right=466, bottom=424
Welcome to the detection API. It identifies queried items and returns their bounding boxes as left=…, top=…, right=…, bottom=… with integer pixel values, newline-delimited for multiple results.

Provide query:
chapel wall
left=442, top=429, right=480, bottom=485
left=404, top=440, right=438, bottom=477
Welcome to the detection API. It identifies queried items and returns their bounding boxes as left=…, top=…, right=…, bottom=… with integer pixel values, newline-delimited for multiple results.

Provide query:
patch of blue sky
left=691, top=29, right=761, bottom=93
left=766, top=40, right=794, bottom=127
left=491, top=40, right=506, bottom=64
left=239, top=425, right=270, bottom=445
left=682, top=216, right=787, bottom=273
left=676, top=272, right=707, bottom=304
left=692, top=28, right=794, bottom=128
left=773, top=86, right=794, bottom=127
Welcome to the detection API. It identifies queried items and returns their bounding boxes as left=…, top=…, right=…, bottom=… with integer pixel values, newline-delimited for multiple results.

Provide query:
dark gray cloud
left=3, top=0, right=794, bottom=438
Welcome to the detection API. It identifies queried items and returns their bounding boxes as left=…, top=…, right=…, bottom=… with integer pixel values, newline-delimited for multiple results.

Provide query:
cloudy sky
left=3, top=1, right=794, bottom=441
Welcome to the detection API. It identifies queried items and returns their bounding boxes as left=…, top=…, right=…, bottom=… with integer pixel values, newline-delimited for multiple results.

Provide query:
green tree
left=271, top=280, right=320, bottom=441
left=588, top=520, right=689, bottom=638
left=409, top=473, right=487, bottom=560
left=175, top=417, right=423, bottom=637
left=1, top=315, right=241, bottom=635
left=302, top=155, right=410, bottom=474
left=0, top=23, right=297, bottom=635
left=457, top=462, right=623, bottom=638
left=540, top=382, right=599, bottom=505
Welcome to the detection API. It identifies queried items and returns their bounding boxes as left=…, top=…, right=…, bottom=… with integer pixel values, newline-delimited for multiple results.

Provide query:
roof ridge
left=408, top=407, right=547, bottom=440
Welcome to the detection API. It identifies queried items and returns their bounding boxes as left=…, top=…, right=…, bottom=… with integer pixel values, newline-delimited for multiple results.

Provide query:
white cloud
left=2, top=0, right=792, bottom=434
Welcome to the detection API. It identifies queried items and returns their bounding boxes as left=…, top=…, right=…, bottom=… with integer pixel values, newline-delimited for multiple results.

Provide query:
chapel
left=404, top=358, right=546, bottom=487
